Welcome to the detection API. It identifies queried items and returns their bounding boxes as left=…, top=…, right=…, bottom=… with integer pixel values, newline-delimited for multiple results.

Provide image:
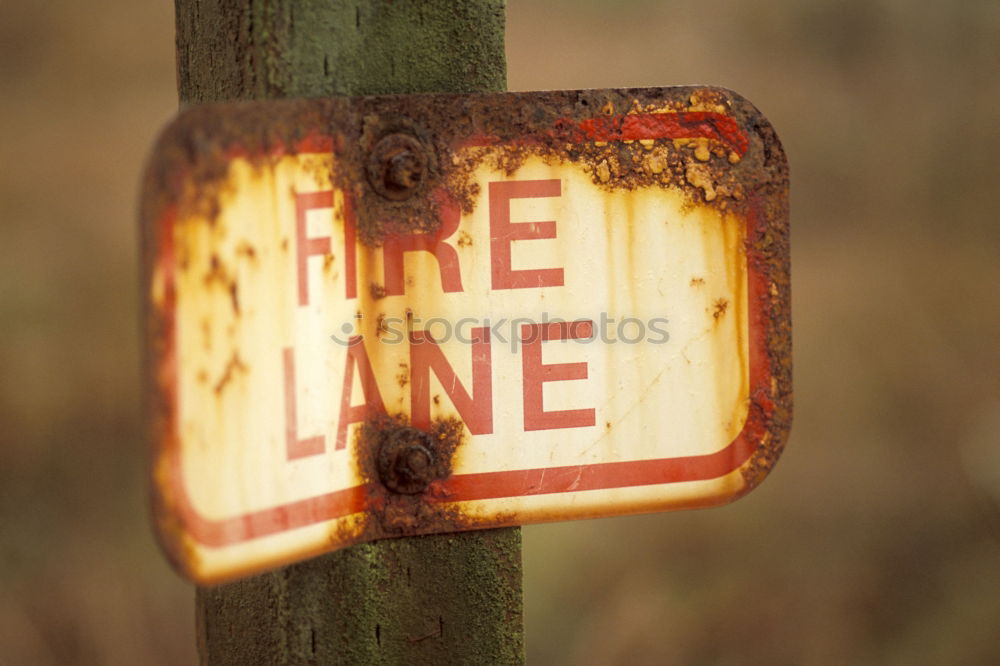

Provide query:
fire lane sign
left=141, top=87, right=791, bottom=583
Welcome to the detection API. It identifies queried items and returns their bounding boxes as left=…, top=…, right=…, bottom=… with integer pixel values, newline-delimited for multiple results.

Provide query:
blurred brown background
left=1, top=1, right=998, bottom=664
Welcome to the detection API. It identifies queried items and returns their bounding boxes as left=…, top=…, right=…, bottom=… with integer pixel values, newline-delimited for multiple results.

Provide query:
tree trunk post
left=175, top=1, right=522, bottom=663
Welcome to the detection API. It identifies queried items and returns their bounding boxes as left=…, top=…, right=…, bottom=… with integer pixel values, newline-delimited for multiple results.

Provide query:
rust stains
left=144, top=86, right=786, bottom=252
left=203, top=253, right=225, bottom=285
left=227, top=282, right=240, bottom=317
left=712, top=298, right=729, bottom=320
left=396, top=362, right=409, bottom=388
left=202, top=253, right=240, bottom=316
left=353, top=415, right=473, bottom=537
left=235, top=241, right=257, bottom=262
left=685, top=164, right=718, bottom=202
left=376, top=313, right=391, bottom=339
left=212, top=352, right=248, bottom=396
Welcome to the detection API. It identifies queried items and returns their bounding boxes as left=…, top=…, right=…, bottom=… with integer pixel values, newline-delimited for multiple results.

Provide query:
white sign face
left=142, top=87, right=790, bottom=583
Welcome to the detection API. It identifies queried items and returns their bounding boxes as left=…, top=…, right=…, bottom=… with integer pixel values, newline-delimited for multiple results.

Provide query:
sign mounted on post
left=141, top=87, right=791, bottom=583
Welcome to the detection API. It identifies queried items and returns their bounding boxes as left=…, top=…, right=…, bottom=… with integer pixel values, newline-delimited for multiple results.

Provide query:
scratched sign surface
left=141, top=87, right=791, bottom=583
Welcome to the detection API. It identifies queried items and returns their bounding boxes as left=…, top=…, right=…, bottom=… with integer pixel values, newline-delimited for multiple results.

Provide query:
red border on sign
left=157, top=113, right=773, bottom=548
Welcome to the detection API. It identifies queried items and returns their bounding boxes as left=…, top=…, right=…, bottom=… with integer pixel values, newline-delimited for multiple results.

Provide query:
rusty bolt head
left=377, top=426, right=435, bottom=494
left=367, top=133, right=427, bottom=201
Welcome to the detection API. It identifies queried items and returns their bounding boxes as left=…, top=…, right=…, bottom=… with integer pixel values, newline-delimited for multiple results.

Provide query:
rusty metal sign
left=141, top=87, right=791, bottom=583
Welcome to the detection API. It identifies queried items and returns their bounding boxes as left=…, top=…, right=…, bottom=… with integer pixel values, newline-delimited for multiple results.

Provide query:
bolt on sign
left=141, top=87, right=791, bottom=583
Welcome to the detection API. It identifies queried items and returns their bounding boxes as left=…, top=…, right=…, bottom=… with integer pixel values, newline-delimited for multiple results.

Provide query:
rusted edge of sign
left=140, top=87, right=791, bottom=581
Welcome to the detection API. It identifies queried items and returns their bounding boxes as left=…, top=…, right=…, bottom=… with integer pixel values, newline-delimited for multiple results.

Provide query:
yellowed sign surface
left=143, top=89, right=790, bottom=583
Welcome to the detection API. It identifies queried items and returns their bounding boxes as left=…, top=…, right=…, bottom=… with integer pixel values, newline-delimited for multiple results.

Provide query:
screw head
left=377, top=427, right=435, bottom=494
left=367, top=133, right=427, bottom=201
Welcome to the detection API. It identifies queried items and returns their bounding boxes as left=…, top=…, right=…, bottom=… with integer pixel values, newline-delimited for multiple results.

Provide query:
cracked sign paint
left=141, top=87, right=791, bottom=583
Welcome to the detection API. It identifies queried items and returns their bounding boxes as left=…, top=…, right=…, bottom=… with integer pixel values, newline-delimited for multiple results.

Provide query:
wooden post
left=175, top=1, right=523, bottom=663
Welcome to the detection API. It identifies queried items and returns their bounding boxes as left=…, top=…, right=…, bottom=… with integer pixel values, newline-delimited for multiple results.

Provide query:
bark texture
left=196, top=530, right=523, bottom=665
left=176, top=0, right=506, bottom=103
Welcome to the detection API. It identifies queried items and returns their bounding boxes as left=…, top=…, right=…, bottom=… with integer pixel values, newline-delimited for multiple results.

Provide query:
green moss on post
left=197, top=530, right=522, bottom=664
left=176, top=0, right=506, bottom=102
left=176, top=1, right=521, bottom=663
